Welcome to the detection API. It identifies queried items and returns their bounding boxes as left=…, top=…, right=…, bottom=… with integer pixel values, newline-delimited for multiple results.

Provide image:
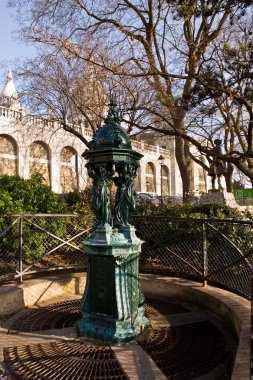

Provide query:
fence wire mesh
left=131, top=216, right=204, bottom=278
left=0, top=216, right=20, bottom=280
left=0, top=214, right=252, bottom=299
left=206, top=221, right=252, bottom=297
left=0, top=214, right=94, bottom=281
left=131, top=216, right=253, bottom=299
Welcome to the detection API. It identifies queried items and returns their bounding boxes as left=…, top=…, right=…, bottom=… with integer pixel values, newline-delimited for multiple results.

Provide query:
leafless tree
left=9, top=0, right=253, bottom=200
left=189, top=15, right=253, bottom=188
left=13, top=51, right=108, bottom=147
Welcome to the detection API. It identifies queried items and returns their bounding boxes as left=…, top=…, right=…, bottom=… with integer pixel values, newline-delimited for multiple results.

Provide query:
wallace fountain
left=77, top=98, right=149, bottom=343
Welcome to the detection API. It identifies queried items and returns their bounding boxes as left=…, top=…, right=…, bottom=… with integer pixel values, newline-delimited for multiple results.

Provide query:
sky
left=0, top=1, right=35, bottom=89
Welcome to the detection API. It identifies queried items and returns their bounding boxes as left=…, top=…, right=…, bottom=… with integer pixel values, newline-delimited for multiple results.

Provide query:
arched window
left=145, top=162, right=156, bottom=193
left=0, top=135, right=17, bottom=176
left=161, top=165, right=170, bottom=195
left=60, top=146, right=78, bottom=193
left=29, top=141, right=50, bottom=185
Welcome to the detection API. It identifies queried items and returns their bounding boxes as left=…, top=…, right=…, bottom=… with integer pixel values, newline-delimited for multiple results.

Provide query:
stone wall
left=0, top=106, right=208, bottom=196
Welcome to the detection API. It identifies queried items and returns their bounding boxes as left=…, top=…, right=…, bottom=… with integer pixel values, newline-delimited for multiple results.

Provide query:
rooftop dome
left=1, top=69, right=17, bottom=98
left=0, top=69, right=20, bottom=109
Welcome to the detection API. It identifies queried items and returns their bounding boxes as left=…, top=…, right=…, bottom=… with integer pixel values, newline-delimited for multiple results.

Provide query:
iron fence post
left=202, top=222, right=208, bottom=287
left=18, top=215, right=23, bottom=283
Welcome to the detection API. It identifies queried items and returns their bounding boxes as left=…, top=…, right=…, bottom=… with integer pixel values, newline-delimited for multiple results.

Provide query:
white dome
left=1, top=69, right=18, bottom=98
left=0, top=69, right=20, bottom=109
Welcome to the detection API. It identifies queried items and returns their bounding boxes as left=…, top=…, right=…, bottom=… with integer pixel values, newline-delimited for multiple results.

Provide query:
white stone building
left=0, top=70, right=209, bottom=197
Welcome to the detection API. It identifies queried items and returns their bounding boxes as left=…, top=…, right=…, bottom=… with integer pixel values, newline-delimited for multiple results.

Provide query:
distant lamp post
left=158, top=155, right=165, bottom=206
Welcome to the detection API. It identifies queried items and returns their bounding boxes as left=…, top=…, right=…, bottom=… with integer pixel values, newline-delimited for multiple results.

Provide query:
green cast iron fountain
left=77, top=99, right=149, bottom=344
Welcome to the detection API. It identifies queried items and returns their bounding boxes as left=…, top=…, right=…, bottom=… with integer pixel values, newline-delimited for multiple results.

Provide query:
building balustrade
left=0, top=106, right=22, bottom=120
left=0, top=105, right=94, bottom=139
left=0, top=104, right=170, bottom=157
left=132, top=140, right=171, bottom=157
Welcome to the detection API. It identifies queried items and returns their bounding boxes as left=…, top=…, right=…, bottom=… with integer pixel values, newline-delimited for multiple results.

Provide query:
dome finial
left=105, top=94, right=120, bottom=127
left=7, top=68, right=13, bottom=81
left=109, top=93, right=117, bottom=107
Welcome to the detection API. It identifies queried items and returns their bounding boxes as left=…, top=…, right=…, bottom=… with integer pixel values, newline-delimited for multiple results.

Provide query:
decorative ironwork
left=113, top=163, right=137, bottom=227
left=83, top=99, right=142, bottom=229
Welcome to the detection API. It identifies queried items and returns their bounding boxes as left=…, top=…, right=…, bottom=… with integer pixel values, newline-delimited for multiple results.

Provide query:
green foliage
left=0, top=174, right=69, bottom=261
left=134, top=202, right=251, bottom=221
left=20, top=215, right=93, bottom=260
left=0, top=174, right=68, bottom=214
left=64, top=189, right=93, bottom=215
left=190, top=65, right=223, bottom=107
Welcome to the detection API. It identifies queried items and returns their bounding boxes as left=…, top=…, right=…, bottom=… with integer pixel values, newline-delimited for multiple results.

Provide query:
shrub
left=0, top=173, right=68, bottom=214
left=134, top=202, right=252, bottom=221
left=63, top=189, right=93, bottom=215
left=0, top=174, right=69, bottom=261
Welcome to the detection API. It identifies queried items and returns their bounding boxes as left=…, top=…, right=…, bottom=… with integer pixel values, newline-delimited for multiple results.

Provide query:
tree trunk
left=225, top=163, right=234, bottom=193
left=175, top=136, right=195, bottom=203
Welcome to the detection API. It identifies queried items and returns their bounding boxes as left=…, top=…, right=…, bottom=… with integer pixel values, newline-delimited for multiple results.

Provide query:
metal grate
left=138, top=322, right=232, bottom=379
left=4, top=297, right=237, bottom=379
left=8, top=298, right=189, bottom=334
left=145, top=297, right=189, bottom=316
left=8, top=299, right=82, bottom=333
left=4, top=341, right=129, bottom=380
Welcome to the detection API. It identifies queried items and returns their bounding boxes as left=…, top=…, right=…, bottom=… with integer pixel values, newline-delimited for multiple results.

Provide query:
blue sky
left=0, top=1, right=35, bottom=88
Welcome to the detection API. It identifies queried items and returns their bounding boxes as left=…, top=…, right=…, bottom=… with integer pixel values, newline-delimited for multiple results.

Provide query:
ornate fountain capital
left=82, top=99, right=143, bottom=230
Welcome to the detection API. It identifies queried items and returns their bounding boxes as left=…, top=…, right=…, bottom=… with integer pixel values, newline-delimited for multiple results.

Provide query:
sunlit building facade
left=0, top=70, right=209, bottom=196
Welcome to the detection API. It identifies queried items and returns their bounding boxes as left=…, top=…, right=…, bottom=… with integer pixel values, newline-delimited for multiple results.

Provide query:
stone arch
left=162, top=165, right=170, bottom=195
left=60, top=146, right=79, bottom=193
left=145, top=162, right=156, bottom=193
left=0, top=134, right=18, bottom=176
left=29, top=141, right=50, bottom=185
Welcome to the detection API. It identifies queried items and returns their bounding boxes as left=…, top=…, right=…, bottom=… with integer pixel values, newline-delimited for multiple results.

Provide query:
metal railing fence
left=131, top=216, right=253, bottom=299
left=0, top=214, right=252, bottom=299
left=0, top=214, right=94, bottom=282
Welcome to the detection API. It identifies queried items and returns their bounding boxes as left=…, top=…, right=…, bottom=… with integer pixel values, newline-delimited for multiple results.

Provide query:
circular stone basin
left=3, top=296, right=237, bottom=380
